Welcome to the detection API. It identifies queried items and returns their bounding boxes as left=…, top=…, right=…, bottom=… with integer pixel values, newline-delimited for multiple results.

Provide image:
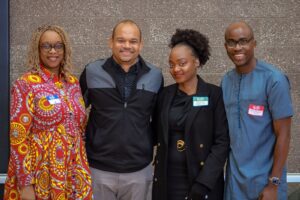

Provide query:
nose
left=233, top=43, right=242, bottom=50
left=49, top=47, right=57, bottom=53
left=172, top=65, right=181, bottom=72
left=124, top=41, right=130, bottom=48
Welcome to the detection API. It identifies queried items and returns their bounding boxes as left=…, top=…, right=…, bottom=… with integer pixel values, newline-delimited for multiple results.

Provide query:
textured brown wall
left=10, top=0, right=299, bottom=174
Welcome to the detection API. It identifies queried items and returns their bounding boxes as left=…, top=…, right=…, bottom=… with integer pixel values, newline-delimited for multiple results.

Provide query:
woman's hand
left=189, top=183, right=209, bottom=200
left=20, top=185, right=36, bottom=200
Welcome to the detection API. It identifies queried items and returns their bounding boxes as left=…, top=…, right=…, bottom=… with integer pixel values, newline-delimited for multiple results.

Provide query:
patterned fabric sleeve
left=9, top=79, right=35, bottom=187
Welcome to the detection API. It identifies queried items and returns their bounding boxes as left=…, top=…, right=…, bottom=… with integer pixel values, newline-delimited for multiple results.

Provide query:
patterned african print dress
left=4, top=67, right=93, bottom=200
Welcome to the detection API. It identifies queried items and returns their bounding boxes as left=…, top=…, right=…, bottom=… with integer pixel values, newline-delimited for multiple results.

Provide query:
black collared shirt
left=111, top=57, right=139, bottom=101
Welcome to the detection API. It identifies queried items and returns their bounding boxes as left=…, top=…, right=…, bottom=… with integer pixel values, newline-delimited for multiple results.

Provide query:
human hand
left=258, top=184, right=278, bottom=200
left=20, top=185, right=36, bottom=200
left=189, top=183, right=209, bottom=200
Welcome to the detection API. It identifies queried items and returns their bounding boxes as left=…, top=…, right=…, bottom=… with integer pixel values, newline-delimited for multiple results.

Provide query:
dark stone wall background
left=10, top=0, right=299, bottom=175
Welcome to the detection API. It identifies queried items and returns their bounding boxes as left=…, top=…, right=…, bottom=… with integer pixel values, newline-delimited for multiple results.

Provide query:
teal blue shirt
left=221, top=60, right=293, bottom=200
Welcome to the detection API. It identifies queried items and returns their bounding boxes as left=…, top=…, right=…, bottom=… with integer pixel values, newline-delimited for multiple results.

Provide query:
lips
left=173, top=73, right=183, bottom=79
left=48, top=56, right=59, bottom=62
left=234, top=53, right=244, bottom=59
left=120, top=50, right=133, bottom=56
left=121, top=52, right=131, bottom=56
left=232, top=53, right=245, bottom=61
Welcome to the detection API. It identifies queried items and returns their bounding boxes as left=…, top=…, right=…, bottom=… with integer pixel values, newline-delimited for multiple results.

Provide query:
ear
left=109, top=38, right=113, bottom=49
left=253, top=39, right=257, bottom=48
left=224, top=42, right=228, bottom=50
left=139, top=39, right=144, bottom=51
left=195, top=58, right=200, bottom=68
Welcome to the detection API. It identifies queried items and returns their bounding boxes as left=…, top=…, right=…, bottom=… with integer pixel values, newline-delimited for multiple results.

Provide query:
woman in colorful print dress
left=4, top=25, right=93, bottom=200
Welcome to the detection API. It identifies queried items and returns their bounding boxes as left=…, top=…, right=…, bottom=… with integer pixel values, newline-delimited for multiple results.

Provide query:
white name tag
left=248, top=104, right=264, bottom=116
left=46, top=94, right=61, bottom=105
left=193, top=96, right=209, bottom=107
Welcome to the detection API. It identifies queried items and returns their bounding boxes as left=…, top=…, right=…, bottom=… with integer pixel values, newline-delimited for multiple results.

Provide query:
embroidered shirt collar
left=39, top=64, right=65, bottom=82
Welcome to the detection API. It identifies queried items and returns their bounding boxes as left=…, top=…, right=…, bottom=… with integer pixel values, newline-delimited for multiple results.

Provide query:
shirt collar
left=39, top=64, right=64, bottom=82
left=110, top=56, right=139, bottom=74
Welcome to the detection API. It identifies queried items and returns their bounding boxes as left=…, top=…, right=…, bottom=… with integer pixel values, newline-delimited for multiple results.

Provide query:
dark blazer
left=152, top=77, right=229, bottom=200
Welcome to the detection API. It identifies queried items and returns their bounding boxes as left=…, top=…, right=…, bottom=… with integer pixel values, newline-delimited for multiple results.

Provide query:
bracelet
left=269, top=176, right=281, bottom=186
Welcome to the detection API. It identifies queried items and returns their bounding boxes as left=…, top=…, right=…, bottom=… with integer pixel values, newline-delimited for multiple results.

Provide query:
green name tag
left=193, top=96, right=209, bottom=107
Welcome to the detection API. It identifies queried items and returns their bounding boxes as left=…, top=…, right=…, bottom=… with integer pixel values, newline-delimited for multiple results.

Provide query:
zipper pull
left=124, top=102, right=127, bottom=108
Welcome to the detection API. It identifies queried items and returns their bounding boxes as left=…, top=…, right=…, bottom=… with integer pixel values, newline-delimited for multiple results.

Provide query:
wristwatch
left=269, top=176, right=281, bottom=186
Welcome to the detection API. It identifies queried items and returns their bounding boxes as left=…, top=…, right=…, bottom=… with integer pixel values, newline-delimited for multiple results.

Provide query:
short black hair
left=112, top=19, right=142, bottom=40
left=169, top=29, right=210, bottom=65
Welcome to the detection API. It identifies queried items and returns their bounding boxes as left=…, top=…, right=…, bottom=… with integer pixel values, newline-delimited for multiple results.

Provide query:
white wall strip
left=0, top=174, right=6, bottom=184
left=1, top=173, right=300, bottom=184
left=287, top=173, right=300, bottom=183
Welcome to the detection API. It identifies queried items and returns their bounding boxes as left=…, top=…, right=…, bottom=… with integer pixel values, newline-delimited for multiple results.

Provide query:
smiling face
left=225, top=23, right=257, bottom=73
left=109, top=23, right=143, bottom=70
left=169, top=44, right=199, bottom=85
left=39, top=30, right=64, bottom=74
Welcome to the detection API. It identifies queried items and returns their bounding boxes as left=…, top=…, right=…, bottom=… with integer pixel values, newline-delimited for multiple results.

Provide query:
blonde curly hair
left=26, top=25, right=73, bottom=81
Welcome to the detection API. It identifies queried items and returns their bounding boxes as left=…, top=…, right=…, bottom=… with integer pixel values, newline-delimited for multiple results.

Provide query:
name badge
left=248, top=104, right=264, bottom=116
left=46, top=94, right=61, bottom=105
left=193, top=96, right=209, bottom=107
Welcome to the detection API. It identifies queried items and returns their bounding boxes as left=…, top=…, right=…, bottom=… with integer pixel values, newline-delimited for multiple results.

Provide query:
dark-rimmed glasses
left=40, top=43, right=64, bottom=52
left=225, top=37, right=253, bottom=48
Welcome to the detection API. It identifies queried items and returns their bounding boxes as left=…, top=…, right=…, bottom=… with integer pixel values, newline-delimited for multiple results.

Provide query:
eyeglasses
left=225, top=37, right=253, bottom=48
left=40, top=43, right=64, bottom=52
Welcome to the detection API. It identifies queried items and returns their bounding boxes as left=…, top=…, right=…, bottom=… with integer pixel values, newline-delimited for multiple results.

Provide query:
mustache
left=120, top=48, right=135, bottom=53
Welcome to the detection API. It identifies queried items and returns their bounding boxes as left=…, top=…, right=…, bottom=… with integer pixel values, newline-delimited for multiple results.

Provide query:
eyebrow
left=115, top=37, right=139, bottom=41
left=169, top=58, right=187, bottom=63
left=40, top=41, right=63, bottom=44
left=226, top=37, right=250, bottom=41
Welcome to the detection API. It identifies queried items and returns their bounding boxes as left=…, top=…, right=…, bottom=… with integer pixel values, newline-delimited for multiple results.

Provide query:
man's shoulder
left=256, top=60, right=282, bottom=73
left=224, top=68, right=236, bottom=76
left=85, top=58, right=108, bottom=69
left=138, top=56, right=161, bottom=73
left=222, top=68, right=236, bottom=82
left=144, top=61, right=158, bottom=69
left=256, top=60, right=287, bottom=80
left=143, top=61, right=162, bottom=75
